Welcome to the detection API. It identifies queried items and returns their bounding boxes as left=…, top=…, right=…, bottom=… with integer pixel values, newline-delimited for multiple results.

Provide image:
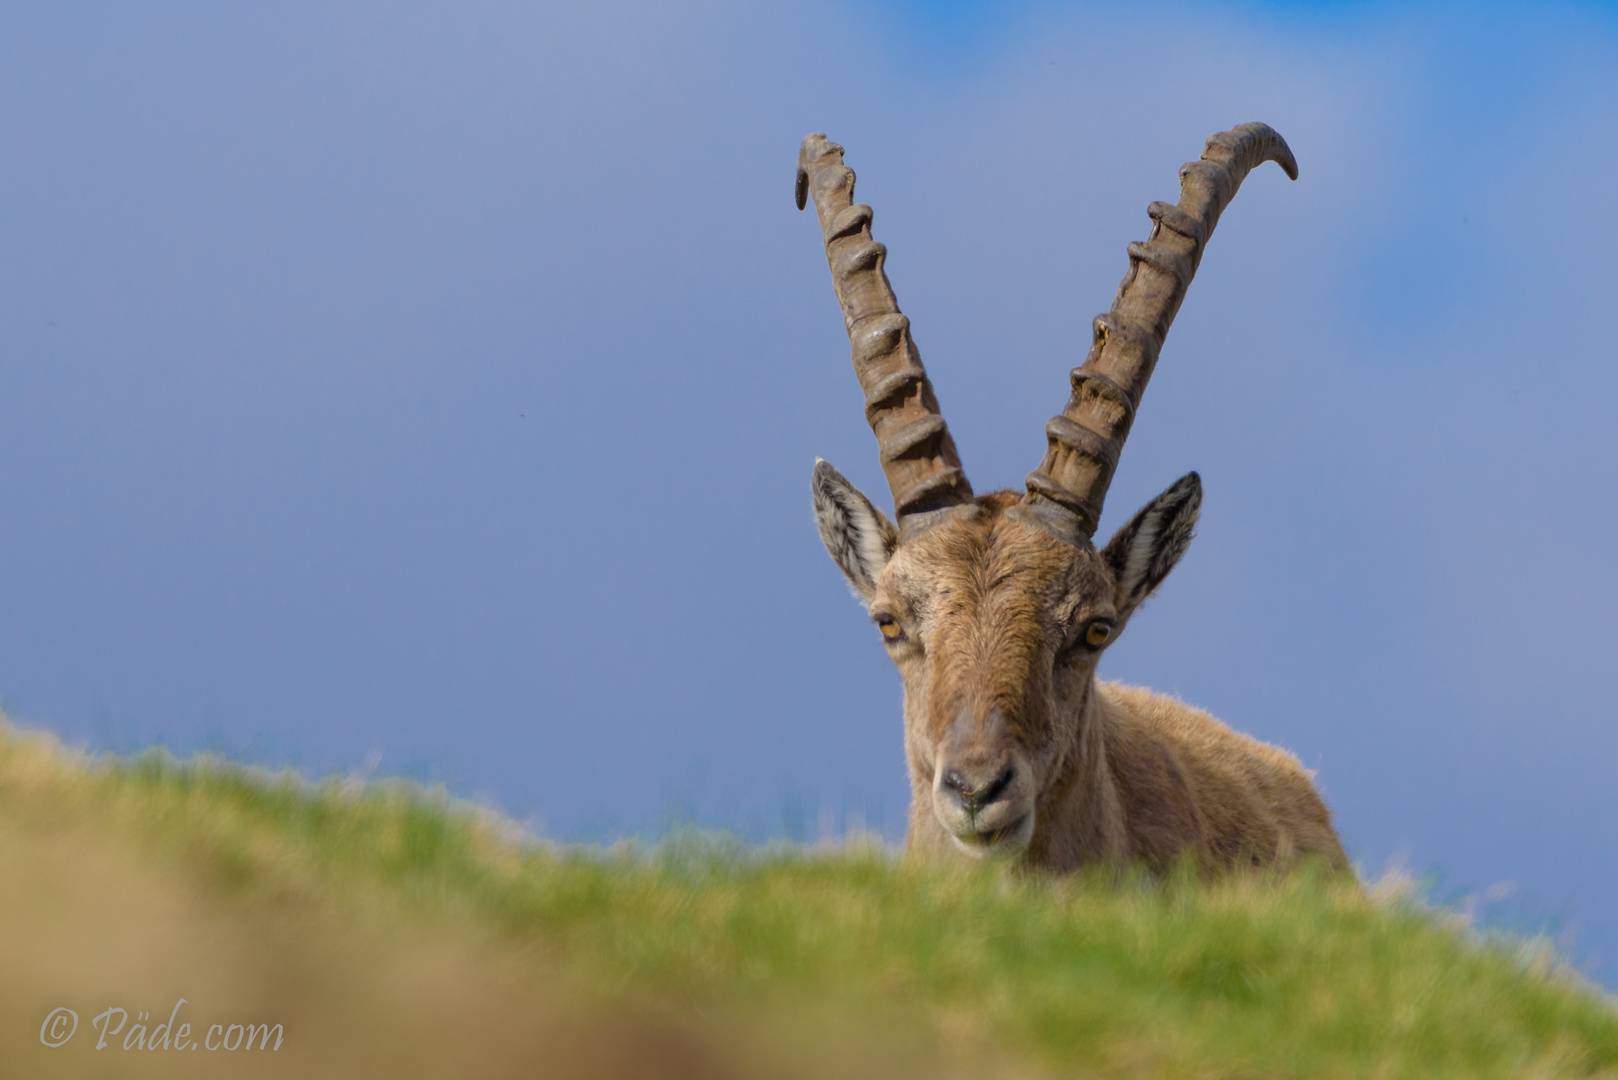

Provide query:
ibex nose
left=931, top=707, right=1035, bottom=856
left=941, top=764, right=1017, bottom=814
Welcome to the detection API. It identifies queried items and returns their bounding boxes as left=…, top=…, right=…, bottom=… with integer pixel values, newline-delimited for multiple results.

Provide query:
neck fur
left=1026, top=678, right=1126, bottom=871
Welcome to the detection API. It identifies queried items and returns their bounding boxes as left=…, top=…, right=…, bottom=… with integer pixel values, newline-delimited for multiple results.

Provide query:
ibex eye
left=876, top=616, right=904, bottom=642
left=1083, top=620, right=1114, bottom=648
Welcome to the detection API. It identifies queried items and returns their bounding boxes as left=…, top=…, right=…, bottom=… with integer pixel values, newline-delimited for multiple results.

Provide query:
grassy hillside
left=1, top=720, right=1614, bottom=1079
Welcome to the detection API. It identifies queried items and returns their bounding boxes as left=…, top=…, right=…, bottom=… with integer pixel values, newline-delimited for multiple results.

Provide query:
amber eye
left=876, top=615, right=903, bottom=642
left=1083, top=620, right=1114, bottom=648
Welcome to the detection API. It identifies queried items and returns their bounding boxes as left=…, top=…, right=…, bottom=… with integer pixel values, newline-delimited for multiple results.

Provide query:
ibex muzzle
left=803, top=126, right=1349, bottom=874
left=933, top=706, right=1034, bottom=856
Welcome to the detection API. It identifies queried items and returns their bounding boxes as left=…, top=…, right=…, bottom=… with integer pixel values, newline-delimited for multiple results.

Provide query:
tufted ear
left=811, top=459, right=899, bottom=602
left=1100, top=472, right=1202, bottom=620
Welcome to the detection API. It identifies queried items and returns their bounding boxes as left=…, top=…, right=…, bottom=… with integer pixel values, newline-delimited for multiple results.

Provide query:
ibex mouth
left=951, top=813, right=1033, bottom=859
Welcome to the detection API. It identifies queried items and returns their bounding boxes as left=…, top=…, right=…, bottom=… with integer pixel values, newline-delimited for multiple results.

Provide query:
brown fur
left=844, top=490, right=1347, bottom=876
left=803, top=124, right=1325, bottom=876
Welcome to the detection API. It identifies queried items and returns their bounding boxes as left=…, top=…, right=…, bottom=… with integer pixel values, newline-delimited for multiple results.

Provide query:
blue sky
left=3, top=1, right=1617, bottom=978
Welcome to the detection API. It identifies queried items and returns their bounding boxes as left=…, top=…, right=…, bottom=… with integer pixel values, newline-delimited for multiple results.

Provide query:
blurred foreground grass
left=1, top=719, right=1614, bottom=1079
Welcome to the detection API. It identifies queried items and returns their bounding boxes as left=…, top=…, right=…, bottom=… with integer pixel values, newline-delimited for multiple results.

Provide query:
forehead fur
left=879, top=492, right=1112, bottom=604
left=875, top=492, right=1117, bottom=727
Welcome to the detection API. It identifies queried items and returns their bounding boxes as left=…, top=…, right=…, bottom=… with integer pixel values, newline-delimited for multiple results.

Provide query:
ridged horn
left=1022, top=122, right=1298, bottom=541
left=797, top=133, right=973, bottom=530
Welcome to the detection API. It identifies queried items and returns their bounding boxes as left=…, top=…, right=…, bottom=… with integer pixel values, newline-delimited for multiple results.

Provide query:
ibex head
left=801, top=125, right=1297, bottom=862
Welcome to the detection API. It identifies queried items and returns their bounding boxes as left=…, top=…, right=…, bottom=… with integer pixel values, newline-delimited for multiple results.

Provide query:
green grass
left=3, top=721, right=1615, bottom=1079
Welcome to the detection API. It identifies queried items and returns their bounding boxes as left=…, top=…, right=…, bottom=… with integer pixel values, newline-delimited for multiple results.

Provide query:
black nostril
left=972, top=766, right=1014, bottom=809
left=942, top=766, right=1015, bottom=812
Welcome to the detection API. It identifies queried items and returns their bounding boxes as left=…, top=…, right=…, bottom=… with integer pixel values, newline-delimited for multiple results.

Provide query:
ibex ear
left=1100, top=472, right=1202, bottom=619
left=812, top=458, right=899, bottom=602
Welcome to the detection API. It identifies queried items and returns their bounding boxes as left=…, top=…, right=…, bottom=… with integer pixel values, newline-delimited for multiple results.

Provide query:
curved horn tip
left=798, top=132, right=834, bottom=163
left=797, top=133, right=839, bottom=207
left=1245, top=121, right=1298, bottom=181
left=1273, top=142, right=1299, bottom=182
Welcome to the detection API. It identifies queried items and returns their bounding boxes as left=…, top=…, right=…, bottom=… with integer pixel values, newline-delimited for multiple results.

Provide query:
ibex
left=799, top=123, right=1347, bottom=874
